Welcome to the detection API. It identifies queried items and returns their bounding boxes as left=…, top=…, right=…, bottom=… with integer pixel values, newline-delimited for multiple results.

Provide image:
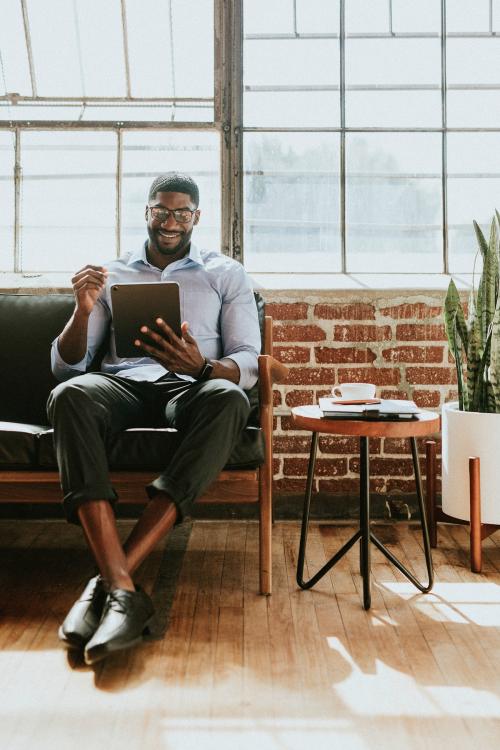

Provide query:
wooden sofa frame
left=0, top=315, right=288, bottom=596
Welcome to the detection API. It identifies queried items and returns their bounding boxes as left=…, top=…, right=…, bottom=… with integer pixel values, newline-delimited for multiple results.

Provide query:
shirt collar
left=127, top=241, right=204, bottom=268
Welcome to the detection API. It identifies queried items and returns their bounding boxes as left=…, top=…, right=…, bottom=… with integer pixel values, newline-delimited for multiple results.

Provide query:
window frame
left=1, top=0, right=500, bottom=276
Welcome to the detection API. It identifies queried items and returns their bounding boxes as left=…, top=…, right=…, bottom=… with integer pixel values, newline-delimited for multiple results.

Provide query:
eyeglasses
left=148, top=206, right=196, bottom=224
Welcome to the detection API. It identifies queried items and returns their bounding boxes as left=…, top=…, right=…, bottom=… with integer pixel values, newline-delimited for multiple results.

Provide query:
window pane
left=392, top=0, right=441, bottom=33
left=72, top=0, right=126, bottom=97
left=346, top=0, right=389, bottom=33
left=346, top=133, right=442, bottom=273
left=0, top=0, right=32, bottom=99
left=245, top=90, right=339, bottom=128
left=345, top=38, right=441, bottom=126
left=447, top=133, right=500, bottom=273
left=121, top=131, right=220, bottom=255
left=347, top=90, right=442, bottom=128
left=244, top=38, right=339, bottom=127
left=447, top=89, right=500, bottom=127
left=244, top=133, right=341, bottom=273
left=446, top=0, right=490, bottom=32
left=27, top=0, right=83, bottom=97
left=0, top=132, right=15, bottom=271
left=125, top=0, right=213, bottom=99
left=244, top=0, right=294, bottom=35
left=447, top=39, right=500, bottom=85
left=20, top=131, right=117, bottom=272
left=296, top=0, right=339, bottom=34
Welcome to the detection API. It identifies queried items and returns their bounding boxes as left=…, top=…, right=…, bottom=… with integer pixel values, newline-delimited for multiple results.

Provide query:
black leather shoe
left=58, top=575, right=107, bottom=649
left=84, top=587, right=155, bottom=665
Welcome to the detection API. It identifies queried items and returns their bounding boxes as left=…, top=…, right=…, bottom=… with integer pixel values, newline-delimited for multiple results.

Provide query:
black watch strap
left=196, top=358, right=214, bottom=382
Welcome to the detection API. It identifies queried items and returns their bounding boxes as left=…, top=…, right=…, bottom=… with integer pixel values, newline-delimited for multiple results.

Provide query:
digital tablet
left=110, top=282, right=181, bottom=358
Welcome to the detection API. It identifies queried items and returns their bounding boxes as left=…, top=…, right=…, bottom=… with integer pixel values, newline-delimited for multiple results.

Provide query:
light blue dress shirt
left=51, top=242, right=261, bottom=391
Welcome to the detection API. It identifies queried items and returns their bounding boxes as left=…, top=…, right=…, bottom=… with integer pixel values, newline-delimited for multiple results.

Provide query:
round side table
left=291, top=405, right=440, bottom=610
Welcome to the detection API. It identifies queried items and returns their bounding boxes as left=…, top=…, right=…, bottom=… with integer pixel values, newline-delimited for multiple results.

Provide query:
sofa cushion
left=0, top=294, right=75, bottom=425
left=38, top=425, right=265, bottom=471
left=0, top=422, right=47, bottom=467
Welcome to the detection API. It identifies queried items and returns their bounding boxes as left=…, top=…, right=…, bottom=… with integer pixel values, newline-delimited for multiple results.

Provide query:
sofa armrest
left=258, top=354, right=289, bottom=407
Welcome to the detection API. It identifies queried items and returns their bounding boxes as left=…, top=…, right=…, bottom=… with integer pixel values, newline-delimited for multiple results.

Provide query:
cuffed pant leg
left=47, top=373, right=149, bottom=524
left=147, top=379, right=251, bottom=521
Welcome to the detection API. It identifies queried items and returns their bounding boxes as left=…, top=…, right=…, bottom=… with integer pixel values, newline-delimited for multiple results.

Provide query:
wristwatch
left=196, top=358, right=214, bottom=382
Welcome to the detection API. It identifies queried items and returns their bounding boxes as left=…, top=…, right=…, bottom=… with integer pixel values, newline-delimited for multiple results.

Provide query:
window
left=1, top=1, right=500, bottom=277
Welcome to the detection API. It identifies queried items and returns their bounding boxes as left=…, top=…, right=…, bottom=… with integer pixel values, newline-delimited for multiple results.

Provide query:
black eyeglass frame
left=147, top=206, right=198, bottom=224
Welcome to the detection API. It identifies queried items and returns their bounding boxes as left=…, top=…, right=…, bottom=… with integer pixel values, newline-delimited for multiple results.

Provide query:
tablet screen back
left=111, top=282, right=181, bottom=358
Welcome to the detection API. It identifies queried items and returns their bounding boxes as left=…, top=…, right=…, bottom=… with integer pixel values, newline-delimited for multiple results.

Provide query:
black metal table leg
left=360, top=436, right=371, bottom=609
left=296, top=427, right=434, bottom=606
left=370, top=437, right=433, bottom=592
left=296, top=432, right=361, bottom=589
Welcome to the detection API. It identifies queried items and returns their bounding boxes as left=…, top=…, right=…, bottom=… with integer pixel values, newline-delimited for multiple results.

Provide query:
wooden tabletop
left=291, top=405, right=440, bottom=438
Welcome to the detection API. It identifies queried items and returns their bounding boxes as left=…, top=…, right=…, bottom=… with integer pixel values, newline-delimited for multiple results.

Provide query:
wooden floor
left=1, top=519, right=500, bottom=750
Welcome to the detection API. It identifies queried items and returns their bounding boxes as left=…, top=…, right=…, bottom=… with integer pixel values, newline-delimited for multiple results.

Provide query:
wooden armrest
left=258, top=354, right=289, bottom=407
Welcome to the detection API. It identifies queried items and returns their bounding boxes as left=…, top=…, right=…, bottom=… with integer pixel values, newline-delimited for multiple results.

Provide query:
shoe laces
left=105, top=590, right=132, bottom=615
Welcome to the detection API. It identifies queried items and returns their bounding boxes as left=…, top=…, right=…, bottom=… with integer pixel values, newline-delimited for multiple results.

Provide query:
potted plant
left=442, top=212, right=500, bottom=524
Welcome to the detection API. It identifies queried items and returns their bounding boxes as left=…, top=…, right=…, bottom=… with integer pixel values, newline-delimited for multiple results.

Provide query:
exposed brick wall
left=264, top=290, right=452, bottom=504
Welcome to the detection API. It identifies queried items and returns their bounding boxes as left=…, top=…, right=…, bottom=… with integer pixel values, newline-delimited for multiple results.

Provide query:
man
left=48, top=172, right=261, bottom=665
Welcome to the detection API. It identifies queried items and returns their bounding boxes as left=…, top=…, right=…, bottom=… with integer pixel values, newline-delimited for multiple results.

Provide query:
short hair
left=148, top=172, right=200, bottom=207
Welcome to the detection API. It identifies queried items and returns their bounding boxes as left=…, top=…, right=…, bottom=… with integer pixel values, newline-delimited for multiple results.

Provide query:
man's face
left=146, top=191, right=200, bottom=259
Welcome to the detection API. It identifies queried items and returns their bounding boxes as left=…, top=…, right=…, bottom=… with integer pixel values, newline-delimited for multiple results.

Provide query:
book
left=318, top=398, right=420, bottom=420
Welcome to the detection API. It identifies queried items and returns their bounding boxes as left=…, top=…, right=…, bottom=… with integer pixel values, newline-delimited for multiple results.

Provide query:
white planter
left=442, top=401, right=500, bottom=524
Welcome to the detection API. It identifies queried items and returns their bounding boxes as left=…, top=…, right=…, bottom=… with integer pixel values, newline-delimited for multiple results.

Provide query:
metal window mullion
left=20, top=0, right=37, bottom=97
left=215, top=0, right=231, bottom=256
left=13, top=128, right=21, bottom=273
left=116, top=129, right=122, bottom=258
left=441, top=0, right=448, bottom=274
left=120, top=0, right=132, bottom=98
left=231, top=0, right=244, bottom=262
left=340, top=0, right=346, bottom=273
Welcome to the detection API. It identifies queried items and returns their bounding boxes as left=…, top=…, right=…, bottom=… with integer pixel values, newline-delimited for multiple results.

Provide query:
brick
left=396, top=323, right=447, bottom=341
left=381, top=346, right=443, bottom=364
left=274, top=435, right=312, bottom=453
left=280, top=416, right=296, bottom=431
left=315, top=346, right=376, bottom=364
left=287, top=368, right=337, bottom=385
left=274, top=324, right=326, bottom=342
left=333, top=324, right=392, bottom=342
left=274, top=478, right=309, bottom=494
left=319, top=436, right=381, bottom=454
left=381, top=389, right=409, bottom=400
left=349, top=457, right=414, bottom=476
left=283, top=457, right=347, bottom=477
left=285, top=389, right=315, bottom=408
left=338, top=367, right=400, bottom=386
left=406, top=367, right=457, bottom=385
left=319, top=477, right=384, bottom=493
left=383, top=436, right=440, bottom=456
left=274, top=346, right=311, bottom=364
left=314, top=303, right=376, bottom=320
left=413, top=390, right=441, bottom=408
left=273, top=458, right=281, bottom=476
left=380, top=302, right=442, bottom=319
left=266, top=302, right=308, bottom=320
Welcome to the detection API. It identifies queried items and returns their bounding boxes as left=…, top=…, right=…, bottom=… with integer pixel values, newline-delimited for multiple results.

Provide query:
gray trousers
left=46, top=372, right=251, bottom=524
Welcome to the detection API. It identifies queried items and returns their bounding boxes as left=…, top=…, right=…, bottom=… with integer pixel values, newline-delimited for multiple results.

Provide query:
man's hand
left=72, top=265, right=108, bottom=317
left=135, top=319, right=205, bottom=377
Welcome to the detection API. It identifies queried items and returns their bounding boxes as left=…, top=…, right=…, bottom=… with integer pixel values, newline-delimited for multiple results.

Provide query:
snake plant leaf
left=478, top=217, right=498, bottom=345
left=471, top=329, right=491, bottom=412
left=473, top=220, right=488, bottom=260
left=467, top=307, right=482, bottom=409
left=450, top=317, right=468, bottom=411
left=444, top=279, right=468, bottom=354
left=489, top=303, right=500, bottom=412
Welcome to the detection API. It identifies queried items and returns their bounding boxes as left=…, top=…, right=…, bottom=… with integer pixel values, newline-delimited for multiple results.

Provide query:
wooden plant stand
left=426, top=441, right=500, bottom=573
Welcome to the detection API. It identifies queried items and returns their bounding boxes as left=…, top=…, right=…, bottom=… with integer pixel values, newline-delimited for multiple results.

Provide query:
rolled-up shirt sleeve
left=220, top=265, right=261, bottom=391
left=50, top=298, right=110, bottom=382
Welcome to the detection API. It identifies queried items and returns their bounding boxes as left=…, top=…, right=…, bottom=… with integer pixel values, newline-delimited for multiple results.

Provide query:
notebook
left=318, top=398, right=420, bottom=420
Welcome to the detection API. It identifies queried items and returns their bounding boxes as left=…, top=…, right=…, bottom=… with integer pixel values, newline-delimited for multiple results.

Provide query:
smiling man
left=47, top=173, right=261, bottom=664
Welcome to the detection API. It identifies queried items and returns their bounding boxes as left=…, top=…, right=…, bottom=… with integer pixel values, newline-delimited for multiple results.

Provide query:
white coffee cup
left=332, top=382, right=376, bottom=400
